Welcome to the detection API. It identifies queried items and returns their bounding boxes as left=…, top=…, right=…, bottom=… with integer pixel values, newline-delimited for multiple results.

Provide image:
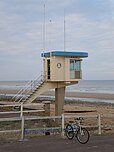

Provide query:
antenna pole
left=43, top=4, right=46, bottom=53
left=64, top=9, right=66, bottom=52
left=42, top=4, right=46, bottom=77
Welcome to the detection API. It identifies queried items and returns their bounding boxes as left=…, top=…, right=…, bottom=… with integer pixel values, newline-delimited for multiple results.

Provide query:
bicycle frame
left=65, top=117, right=90, bottom=144
left=71, top=120, right=82, bottom=135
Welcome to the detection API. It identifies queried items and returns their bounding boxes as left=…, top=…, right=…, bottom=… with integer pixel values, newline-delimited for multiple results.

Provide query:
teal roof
left=41, top=51, right=88, bottom=58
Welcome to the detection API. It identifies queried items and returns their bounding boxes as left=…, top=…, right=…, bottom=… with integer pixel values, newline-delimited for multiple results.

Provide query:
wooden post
left=43, top=101, right=51, bottom=116
left=98, top=114, right=101, bottom=135
left=43, top=101, right=51, bottom=135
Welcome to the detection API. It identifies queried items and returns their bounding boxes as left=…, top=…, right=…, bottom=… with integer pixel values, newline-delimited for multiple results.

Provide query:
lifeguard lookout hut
left=42, top=51, right=88, bottom=82
left=41, top=51, right=88, bottom=115
left=14, top=51, right=88, bottom=116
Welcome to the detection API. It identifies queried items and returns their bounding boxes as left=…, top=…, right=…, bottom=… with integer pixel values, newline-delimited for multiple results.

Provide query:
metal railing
left=0, top=103, right=45, bottom=117
left=12, top=74, right=44, bottom=103
left=0, top=110, right=114, bottom=140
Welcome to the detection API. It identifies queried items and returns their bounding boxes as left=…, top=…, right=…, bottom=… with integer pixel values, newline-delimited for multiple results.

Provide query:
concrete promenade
left=0, top=135, right=114, bottom=152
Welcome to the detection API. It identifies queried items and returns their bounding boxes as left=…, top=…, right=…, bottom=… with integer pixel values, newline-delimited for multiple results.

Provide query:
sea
left=0, top=80, right=114, bottom=104
left=67, top=80, right=114, bottom=94
left=66, top=80, right=114, bottom=104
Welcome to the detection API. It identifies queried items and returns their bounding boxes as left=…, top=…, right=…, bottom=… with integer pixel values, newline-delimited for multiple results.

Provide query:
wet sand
left=44, top=90, right=114, bottom=100
left=1, top=89, right=114, bottom=100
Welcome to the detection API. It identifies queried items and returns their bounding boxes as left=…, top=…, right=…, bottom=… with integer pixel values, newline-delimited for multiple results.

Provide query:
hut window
left=70, top=60, right=81, bottom=79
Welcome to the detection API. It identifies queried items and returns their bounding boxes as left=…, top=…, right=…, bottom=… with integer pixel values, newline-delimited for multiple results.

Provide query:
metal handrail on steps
left=12, top=74, right=44, bottom=103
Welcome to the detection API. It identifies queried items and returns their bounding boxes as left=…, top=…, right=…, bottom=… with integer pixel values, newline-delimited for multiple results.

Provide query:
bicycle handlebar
left=74, top=117, right=84, bottom=121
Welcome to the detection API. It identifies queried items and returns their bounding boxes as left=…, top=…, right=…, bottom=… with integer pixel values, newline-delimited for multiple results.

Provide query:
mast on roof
left=64, top=9, right=66, bottom=52
left=42, top=4, right=46, bottom=76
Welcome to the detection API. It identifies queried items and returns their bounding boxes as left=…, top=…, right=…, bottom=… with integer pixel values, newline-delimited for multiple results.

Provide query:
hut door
left=47, top=59, right=50, bottom=79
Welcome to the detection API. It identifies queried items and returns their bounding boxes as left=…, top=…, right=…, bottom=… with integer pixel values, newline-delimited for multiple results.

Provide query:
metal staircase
left=12, top=74, right=71, bottom=104
left=12, top=74, right=45, bottom=103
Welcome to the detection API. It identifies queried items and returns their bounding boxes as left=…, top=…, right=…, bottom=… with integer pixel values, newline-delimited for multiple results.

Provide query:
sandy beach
left=0, top=89, right=114, bottom=116
left=0, top=89, right=114, bottom=135
left=45, top=90, right=114, bottom=115
left=0, top=88, right=114, bottom=102
left=1, top=89, right=114, bottom=100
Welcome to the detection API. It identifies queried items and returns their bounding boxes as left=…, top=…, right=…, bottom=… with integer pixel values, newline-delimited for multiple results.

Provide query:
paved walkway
left=0, top=135, right=114, bottom=152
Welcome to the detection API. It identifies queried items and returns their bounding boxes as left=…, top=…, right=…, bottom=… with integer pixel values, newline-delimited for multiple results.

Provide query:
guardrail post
left=98, top=114, right=101, bottom=135
left=20, top=103, right=23, bottom=117
left=20, top=116, right=25, bottom=140
left=61, top=113, right=65, bottom=138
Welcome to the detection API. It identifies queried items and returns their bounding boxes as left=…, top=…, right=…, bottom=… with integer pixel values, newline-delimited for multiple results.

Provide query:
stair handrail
left=12, top=80, right=32, bottom=100
left=14, top=74, right=44, bottom=102
left=17, top=76, right=44, bottom=103
left=13, top=74, right=44, bottom=103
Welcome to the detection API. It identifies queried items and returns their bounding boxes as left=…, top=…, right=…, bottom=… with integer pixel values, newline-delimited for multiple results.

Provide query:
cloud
left=0, top=0, right=114, bottom=80
left=70, top=0, right=113, bottom=20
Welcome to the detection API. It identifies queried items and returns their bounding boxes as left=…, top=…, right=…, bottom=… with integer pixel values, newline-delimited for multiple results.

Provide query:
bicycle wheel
left=76, top=128, right=89, bottom=144
left=65, top=124, right=74, bottom=140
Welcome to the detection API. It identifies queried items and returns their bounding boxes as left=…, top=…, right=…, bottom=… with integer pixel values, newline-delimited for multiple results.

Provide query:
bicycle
left=65, top=117, right=90, bottom=144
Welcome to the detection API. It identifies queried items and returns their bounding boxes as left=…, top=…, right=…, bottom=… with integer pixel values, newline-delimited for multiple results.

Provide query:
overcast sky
left=0, top=0, right=114, bottom=80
